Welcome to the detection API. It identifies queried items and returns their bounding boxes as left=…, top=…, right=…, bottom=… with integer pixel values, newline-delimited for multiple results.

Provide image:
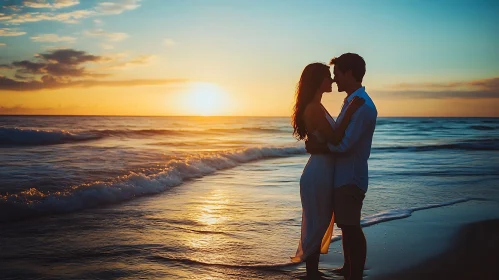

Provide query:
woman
left=290, top=63, right=364, bottom=277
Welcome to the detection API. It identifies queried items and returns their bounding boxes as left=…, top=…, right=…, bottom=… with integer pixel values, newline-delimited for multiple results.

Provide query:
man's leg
left=305, top=249, right=320, bottom=278
left=340, top=225, right=366, bottom=280
left=333, top=185, right=366, bottom=279
left=336, top=227, right=352, bottom=277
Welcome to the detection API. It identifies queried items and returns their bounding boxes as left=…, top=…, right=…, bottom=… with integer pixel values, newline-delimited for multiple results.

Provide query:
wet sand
left=318, top=199, right=499, bottom=280
left=376, top=218, right=499, bottom=280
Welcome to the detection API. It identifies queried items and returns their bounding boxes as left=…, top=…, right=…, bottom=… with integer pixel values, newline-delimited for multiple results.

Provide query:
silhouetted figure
left=290, top=62, right=365, bottom=279
left=305, top=53, right=377, bottom=280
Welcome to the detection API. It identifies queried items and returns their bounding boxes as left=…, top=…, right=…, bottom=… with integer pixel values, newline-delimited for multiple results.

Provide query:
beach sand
left=379, top=218, right=499, bottom=280
left=316, top=199, right=499, bottom=280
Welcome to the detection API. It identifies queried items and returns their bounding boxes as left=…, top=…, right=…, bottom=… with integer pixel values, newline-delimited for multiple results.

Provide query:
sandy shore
left=316, top=199, right=499, bottom=280
left=379, top=218, right=499, bottom=280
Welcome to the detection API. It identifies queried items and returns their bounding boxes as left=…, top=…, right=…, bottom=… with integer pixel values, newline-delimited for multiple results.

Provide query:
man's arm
left=305, top=134, right=330, bottom=154
left=327, top=105, right=374, bottom=153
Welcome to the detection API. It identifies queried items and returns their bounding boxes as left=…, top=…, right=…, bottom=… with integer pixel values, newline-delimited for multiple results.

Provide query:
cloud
left=0, top=104, right=85, bottom=115
left=96, top=0, right=141, bottom=15
left=379, top=77, right=499, bottom=99
left=107, top=54, right=157, bottom=69
left=0, top=49, right=105, bottom=83
left=0, top=64, right=13, bottom=70
left=0, top=28, right=26, bottom=36
left=0, top=48, right=185, bottom=91
left=100, top=43, right=114, bottom=50
left=38, top=49, right=103, bottom=65
left=0, top=76, right=186, bottom=91
left=31, top=34, right=76, bottom=43
left=0, top=43, right=5, bottom=46
left=84, top=29, right=128, bottom=42
left=23, top=0, right=80, bottom=9
left=0, top=105, right=61, bottom=115
left=4, top=9, right=94, bottom=24
left=0, top=0, right=141, bottom=24
left=389, top=77, right=499, bottom=92
left=163, top=38, right=176, bottom=47
left=2, top=6, right=22, bottom=12
left=0, top=13, right=14, bottom=21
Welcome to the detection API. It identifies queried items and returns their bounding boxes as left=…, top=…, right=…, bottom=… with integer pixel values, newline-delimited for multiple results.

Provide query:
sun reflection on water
left=196, top=189, right=230, bottom=226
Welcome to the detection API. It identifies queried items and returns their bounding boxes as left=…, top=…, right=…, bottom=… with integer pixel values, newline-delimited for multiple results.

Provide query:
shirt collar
left=345, top=86, right=366, bottom=104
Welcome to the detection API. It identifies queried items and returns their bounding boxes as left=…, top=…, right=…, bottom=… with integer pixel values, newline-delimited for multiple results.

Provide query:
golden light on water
left=196, top=189, right=230, bottom=226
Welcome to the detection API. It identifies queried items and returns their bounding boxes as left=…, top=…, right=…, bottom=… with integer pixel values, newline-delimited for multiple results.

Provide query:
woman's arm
left=303, top=97, right=365, bottom=144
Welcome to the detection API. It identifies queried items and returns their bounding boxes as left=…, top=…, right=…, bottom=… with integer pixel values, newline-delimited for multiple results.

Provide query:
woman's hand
left=344, top=96, right=365, bottom=120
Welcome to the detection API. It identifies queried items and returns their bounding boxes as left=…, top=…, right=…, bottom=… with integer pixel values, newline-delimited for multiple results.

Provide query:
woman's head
left=292, top=63, right=332, bottom=140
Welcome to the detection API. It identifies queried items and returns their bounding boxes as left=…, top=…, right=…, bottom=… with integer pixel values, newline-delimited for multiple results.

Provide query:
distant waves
left=373, top=138, right=499, bottom=152
left=0, top=127, right=289, bottom=146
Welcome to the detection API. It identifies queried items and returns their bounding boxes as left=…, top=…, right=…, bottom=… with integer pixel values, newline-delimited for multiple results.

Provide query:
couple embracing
left=291, top=53, right=377, bottom=280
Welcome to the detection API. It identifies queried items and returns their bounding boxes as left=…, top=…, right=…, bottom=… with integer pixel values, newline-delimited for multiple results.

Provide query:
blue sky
left=0, top=0, right=498, bottom=116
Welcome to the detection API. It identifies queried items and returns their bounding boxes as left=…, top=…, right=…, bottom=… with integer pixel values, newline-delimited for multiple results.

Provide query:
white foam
left=329, top=198, right=473, bottom=242
left=1, top=145, right=306, bottom=222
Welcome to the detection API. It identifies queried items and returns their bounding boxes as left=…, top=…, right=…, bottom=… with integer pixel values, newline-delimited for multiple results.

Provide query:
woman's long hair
left=292, top=63, right=330, bottom=140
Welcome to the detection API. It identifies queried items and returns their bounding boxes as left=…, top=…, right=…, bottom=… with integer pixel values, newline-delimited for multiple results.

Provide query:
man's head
left=330, top=53, right=366, bottom=93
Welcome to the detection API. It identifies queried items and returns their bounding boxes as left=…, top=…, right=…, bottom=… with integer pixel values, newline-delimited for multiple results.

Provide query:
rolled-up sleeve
left=328, top=106, right=373, bottom=153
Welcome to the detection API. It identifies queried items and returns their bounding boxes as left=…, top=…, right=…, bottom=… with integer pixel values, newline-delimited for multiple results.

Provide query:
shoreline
left=318, top=199, right=499, bottom=280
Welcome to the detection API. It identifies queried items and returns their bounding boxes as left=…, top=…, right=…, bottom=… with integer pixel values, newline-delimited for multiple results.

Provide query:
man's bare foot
left=305, top=271, right=326, bottom=279
left=331, top=266, right=347, bottom=276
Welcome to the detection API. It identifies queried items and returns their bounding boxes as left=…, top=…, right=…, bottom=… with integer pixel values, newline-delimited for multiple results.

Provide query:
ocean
left=1, top=116, right=498, bottom=279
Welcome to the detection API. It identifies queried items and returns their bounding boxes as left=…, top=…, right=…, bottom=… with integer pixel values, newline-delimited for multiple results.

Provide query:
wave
left=330, top=198, right=477, bottom=242
left=90, top=128, right=186, bottom=137
left=0, top=127, right=289, bottom=146
left=0, top=128, right=102, bottom=146
left=0, top=145, right=306, bottom=223
left=469, top=125, right=496, bottom=131
left=374, top=138, right=499, bottom=152
left=148, top=255, right=297, bottom=270
left=208, top=127, right=286, bottom=133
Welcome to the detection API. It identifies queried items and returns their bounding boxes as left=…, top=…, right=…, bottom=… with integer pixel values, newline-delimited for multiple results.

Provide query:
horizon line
left=0, top=114, right=498, bottom=118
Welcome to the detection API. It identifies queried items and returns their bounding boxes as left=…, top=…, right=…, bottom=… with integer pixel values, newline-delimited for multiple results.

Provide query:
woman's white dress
left=291, top=109, right=336, bottom=263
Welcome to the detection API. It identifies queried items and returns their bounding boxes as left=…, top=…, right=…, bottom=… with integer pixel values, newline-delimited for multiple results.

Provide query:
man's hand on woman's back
left=305, top=135, right=330, bottom=154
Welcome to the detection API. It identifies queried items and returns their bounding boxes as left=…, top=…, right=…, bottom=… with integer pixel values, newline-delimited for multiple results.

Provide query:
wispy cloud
left=389, top=77, right=499, bottom=92
left=380, top=77, right=499, bottom=99
left=0, top=104, right=84, bottom=115
left=107, top=54, right=157, bottom=70
left=0, top=28, right=26, bottom=36
left=23, top=0, right=80, bottom=9
left=96, top=0, right=141, bottom=15
left=0, top=76, right=186, bottom=91
left=0, top=0, right=141, bottom=24
left=0, top=48, right=185, bottom=91
left=0, top=13, right=14, bottom=21
left=4, top=9, right=93, bottom=24
left=100, top=43, right=114, bottom=50
left=163, top=38, right=176, bottom=47
left=2, top=6, right=22, bottom=12
left=31, top=34, right=76, bottom=43
left=84, top=29, right=128, bottom=42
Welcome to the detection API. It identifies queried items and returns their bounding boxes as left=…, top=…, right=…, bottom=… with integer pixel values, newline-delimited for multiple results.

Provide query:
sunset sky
left=0, top=0, right=498, bottom=116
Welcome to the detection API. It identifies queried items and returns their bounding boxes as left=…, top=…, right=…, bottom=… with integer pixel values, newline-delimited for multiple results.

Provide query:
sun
left=182, top=83, right=227, bottom=116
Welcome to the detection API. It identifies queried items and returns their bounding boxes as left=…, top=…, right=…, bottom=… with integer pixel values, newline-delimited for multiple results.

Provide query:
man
left=305, top=53, right=377, bottom=280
